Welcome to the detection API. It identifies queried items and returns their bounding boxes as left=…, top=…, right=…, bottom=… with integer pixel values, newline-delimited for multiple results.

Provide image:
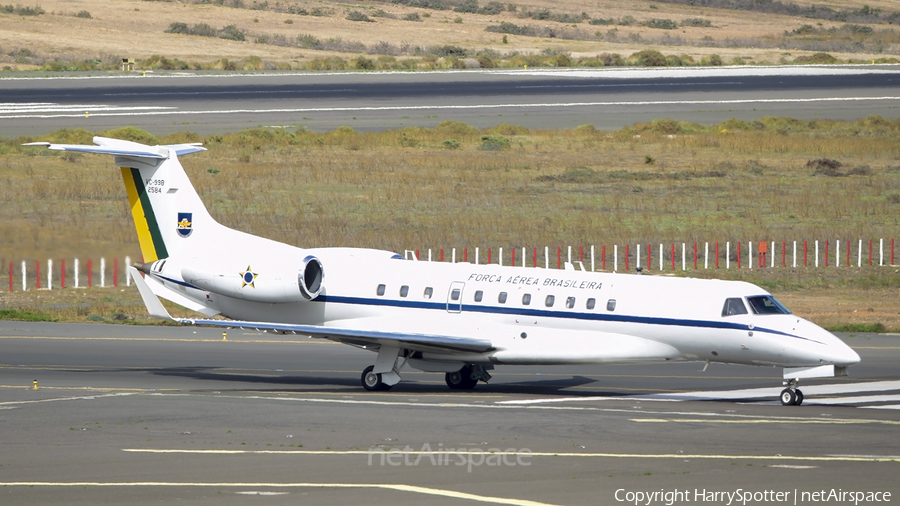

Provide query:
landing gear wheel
left=361, top=365, right=392, bottom=391
left=794, top=389, right=803, bottom=406
left=445, top=365, right=478, bottom=390
left=780, top=388, right=797, bottom=406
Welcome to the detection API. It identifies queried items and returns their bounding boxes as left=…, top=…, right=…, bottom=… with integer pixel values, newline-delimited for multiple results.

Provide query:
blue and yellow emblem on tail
left=176, top=212, right=193, bottom=238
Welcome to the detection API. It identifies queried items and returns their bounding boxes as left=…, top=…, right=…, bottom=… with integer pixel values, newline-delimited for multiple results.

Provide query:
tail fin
left=26, top=137, right=213, bottom=262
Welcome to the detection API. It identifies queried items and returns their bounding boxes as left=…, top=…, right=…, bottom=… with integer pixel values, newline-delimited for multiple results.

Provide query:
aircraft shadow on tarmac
left=132, top=366, right=629, bottom=396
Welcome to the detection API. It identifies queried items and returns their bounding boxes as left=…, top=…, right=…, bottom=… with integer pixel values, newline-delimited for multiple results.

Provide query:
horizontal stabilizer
left=23, top=136, right=205, bottom=159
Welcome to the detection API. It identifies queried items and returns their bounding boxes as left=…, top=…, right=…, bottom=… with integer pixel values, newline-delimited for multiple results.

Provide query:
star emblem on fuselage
left=240, top=266, right=258, bottom=288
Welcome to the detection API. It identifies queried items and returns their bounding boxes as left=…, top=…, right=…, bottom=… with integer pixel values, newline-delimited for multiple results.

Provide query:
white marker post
left=522, top=247, right=526, bottom=268
left=836, top=240, right=841, bottom=267
left=880, top=238, right=884, bottom=266
left=749, top=241, right=752, bottom=270
left=726, top=242, right=730, bottom=269
left=636, top=244, right=641, bottom=270
left=474, top=247, right=479, bottom=265
left=125, top=256, right=131, bottom=286
left=614, top=245, right=618, bottom=272
left=101, top=257, right=106, bottom=287
left=771, top=241, right=775, bottom=268
left=659, top=243, right=663, bottom=272
left=858, top=239, right=862, bottom=268
left=704, top=242, right=709, bottom=270
left=682, top=243, right=686, bottom=271
left=74, top=258, right=80, bottom=288
left=793, top=241, right=797, bottom=268
left=815, top=240, right=819, bottom=268
left=21, top=261, right=26, bottom=291
left=452, top=248, right=456, bottom=263
left=590, top=245, right=595, bottom=272
left=47, top=259, right=53, bottom=290
left=544, top=247, right=549, bottom=269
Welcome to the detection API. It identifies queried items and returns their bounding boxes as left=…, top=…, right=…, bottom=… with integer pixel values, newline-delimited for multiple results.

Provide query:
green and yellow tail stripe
left=121, top=167, right=168, bottom=262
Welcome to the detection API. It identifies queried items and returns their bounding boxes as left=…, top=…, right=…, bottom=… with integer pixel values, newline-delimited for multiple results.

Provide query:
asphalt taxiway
left=1, top=321, right=898, bottom=505
left=2, top=66, right=900, bottom=136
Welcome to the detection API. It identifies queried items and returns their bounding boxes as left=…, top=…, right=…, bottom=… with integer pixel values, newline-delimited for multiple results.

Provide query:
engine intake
left=299, top=255, right=324, bottom=300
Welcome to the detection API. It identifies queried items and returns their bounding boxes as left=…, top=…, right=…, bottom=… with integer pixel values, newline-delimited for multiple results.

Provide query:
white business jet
left=26, top=137, right=860, bottom=405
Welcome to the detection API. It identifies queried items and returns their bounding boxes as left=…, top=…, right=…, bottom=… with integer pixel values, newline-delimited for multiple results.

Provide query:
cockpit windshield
left=746, top=295, right=792, bottom=315
left=721, top=297, right=748, bottom=317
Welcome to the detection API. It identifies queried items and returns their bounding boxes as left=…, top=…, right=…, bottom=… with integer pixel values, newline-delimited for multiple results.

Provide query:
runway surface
left=1, top=321, right=898, bottom=505
left=2, top=66, right=900, bottom=136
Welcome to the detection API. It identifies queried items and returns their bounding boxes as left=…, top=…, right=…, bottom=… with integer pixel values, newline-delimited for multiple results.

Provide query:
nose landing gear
left=780, top=378, right=804, bottom=406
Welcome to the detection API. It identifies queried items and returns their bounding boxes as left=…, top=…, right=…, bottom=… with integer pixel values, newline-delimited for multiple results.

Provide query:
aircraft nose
left=834, top=342, right=861, bottom=367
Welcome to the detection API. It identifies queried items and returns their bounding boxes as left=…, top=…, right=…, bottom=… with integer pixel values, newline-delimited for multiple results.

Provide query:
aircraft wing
left=181, top=317, right=494, bottom=354
left=128, top=267, right=492, bottom=354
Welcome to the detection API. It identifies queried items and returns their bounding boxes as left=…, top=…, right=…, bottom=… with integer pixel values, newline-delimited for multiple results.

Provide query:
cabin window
left=586, top=298, right=596, bottom=310
left=746, top=295, right=791, bottom=315
left=450, top=288, right=461, bottom=301
left=498, top=292, right=508, bottom=304
left=399, top=285, right=409, bottom=297
left=376, top=284, right=386, bottom=296
left=474, top=290, right=484, bottom=302
left=423, top=287, right=433, bottom=299
left=722, top=297, right=748, bottom=317
left=566, top=297, right=576, bottom=309
left=606, top=299, right=616, bottom=311
left=545, top=295, right=555, bottom=307
left=522, top=293, right=532, bottom=305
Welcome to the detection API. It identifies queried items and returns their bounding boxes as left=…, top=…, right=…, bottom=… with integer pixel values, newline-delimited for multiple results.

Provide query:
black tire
left=361, top=365, right=382, bottom=391
left=795, top=389, right=804, bottom=406
left=780, top=388, right=797, bottom=406
left=445, top=365, right=478, bottom=390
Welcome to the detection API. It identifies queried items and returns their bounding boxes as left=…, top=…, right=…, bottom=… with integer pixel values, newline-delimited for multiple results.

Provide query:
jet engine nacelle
left=182, top=255, right=324, bottom=303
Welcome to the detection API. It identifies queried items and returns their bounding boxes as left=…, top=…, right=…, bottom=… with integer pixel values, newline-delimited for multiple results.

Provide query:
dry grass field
left=1, top=0, right=899, bottom=328
left=1, top=119, right=899, bottom=329
left=1, top=0, right=898, bottom=70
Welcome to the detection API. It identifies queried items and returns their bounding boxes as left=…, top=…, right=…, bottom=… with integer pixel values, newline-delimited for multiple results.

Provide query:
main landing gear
left=361, top=365, right=393, bottom=391
left=445, top=364, right=492, bottom=390
left=780, top=378, right=804, bottom=406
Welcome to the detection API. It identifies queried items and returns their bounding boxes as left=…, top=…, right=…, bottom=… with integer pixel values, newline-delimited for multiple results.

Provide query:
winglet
left=128, top=266, right=173, bottom=320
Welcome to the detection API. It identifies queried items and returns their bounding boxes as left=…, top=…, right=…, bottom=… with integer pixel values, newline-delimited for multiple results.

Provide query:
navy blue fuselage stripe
left=315, top=294, right=819, bottom=343
left=155, top=273, right=201, bottom=290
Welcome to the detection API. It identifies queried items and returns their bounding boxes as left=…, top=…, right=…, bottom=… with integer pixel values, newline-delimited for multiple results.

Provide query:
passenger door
left=446, top=281, right=465, bottom=314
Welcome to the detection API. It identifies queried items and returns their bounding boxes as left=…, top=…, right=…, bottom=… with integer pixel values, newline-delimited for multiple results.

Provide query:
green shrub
left=644, top=18, right=677, bottom=30
left=436, top=120, right=477, bottom=135
left=454, top=0, right=478, bottom=13
left=632, top=49, right=667, bottom=67
left=354, top=56, right=375, bottom=70
left=442, top=139, right=460, bottom=149
left=75, top=10, right=91, bottom=18
left=403, top=12, right=422, bottom=21
left=297, top=33, right=321, bottom=49
left=219, top=24, right=245, bottom=41
left=479, top=134, right=510, bottom=150
left=680, top=18, right=711, bottom=27
left=346, top=10, right=374, bottom=22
